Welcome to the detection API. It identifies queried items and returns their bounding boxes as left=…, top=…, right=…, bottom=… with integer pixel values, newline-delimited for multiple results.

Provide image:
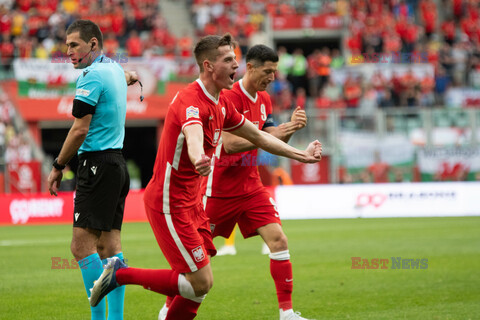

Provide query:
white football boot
left=280, top=309, right=315, bottom=320
left=216, top=245, right=237, bottom=256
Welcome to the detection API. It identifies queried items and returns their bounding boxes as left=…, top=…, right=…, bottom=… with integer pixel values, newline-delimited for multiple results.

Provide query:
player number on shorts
left=269, top=197, right=278, bottom=212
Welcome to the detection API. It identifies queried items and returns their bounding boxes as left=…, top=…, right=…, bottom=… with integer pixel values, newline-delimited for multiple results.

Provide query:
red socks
left=116, top=268, right=203, bottom=319
left=166, top=296, right=201, bottom=320
left=270, top=259, right=293, bottom=311
left=116, top=268, right=180, bottom=297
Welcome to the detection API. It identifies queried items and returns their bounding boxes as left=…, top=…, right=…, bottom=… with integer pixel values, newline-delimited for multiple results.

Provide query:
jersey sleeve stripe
left=205, top=142, right=223, bottom=197
left=181, top=120, right=203, bottom=131
left=162, top=162, right=172, bottom=214
left=172, top=132, right=185, bottom=170
left=223, top=115, right=246, bottom=131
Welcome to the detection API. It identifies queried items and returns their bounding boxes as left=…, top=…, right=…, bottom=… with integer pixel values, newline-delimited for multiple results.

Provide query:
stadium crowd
left=2, top=0, right=480, bottom=110
left=0, top=91, right=32, bottom=167
left=268, top=0, right=480, bottom=111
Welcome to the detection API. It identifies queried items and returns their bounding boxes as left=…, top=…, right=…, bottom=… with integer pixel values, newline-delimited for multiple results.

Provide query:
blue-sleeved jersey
left=74, top=55, right=127, bottom=154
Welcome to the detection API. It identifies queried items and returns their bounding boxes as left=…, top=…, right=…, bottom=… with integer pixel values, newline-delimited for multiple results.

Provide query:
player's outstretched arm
left=183, top=124, right=212, bottom=176
left=222, top=107, right=308, bottom=154
left=230, top=119, right=321, bottom=163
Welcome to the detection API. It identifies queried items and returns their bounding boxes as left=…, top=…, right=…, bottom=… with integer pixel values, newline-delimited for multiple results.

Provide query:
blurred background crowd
left=2, top=0, right=480, bottom=109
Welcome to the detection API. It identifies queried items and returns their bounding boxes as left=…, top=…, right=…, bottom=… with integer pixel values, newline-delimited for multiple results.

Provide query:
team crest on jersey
left=213, top=129, right=221, bottom=145
left=210, top=223, right=215, bottom=233
left=186, top=106, right=200, bottom=119
left=192, top=246, right=205, bottom=262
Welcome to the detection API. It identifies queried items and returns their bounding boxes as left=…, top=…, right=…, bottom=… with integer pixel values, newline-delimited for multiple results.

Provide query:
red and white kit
left=203, top=79, right=280, bottom=239
left=144, top=79, right=245, bottom=273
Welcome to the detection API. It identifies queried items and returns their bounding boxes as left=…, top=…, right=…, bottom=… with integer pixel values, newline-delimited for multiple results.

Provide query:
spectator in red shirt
left=103, top=32, right=119, bottom=57
left=377, top=6, right=396, bottom=32
left=394, top=0, right=411, bottom=20
left=27, top=9, right=44, bottom=37
left=0, top=34, right=14, bottom=71
left=178, top=31, right=193, bottom=58
left=390, top=71, right=404, bottom=106
left=452, top=0, right=464, bottom=21
left=14, top=34, right=34, bottom=58
left=111, top=8, right=125, bottom=36
left=294, top=87, right=307, bottom=109
left=347, top=30, right=362, bottom=53
left=343, top=75, right=362, bottom=108
left=395, top=14, right=408, bottom=40
left=317, top=47, right=331, bottom=92
left=383, top=27, right=402, bottom=54
left=307, top=49, right=321, bottom=97
left=279, top=2, right=295, bottom=15
left=315, top=88, right=331, bottom=110
left=367, top=151, right=390, bottom=183
left=17, top=0, right=32, bottom=13
left=126, top=30, right=142, bottom=57
left=441, top=17, right=456, bottom=46
left=401, top=69, right=419, bottom=107
left=419, top=75, right=435, bottom=106
left=0, top=10, right=11, bottom=36
left=403, top=18, right=421, bottom=53
left=461, top=11, right=477, bottom=41
left=420, top=2, right=437, bottom=39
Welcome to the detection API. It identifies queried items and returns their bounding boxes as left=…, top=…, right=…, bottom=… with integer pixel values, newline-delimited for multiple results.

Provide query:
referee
left=47, top=20, right=131, bottom=320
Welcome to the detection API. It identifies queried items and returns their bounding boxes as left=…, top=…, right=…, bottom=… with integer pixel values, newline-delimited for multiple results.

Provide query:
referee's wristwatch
left=53, top=158, right=66, bottom=170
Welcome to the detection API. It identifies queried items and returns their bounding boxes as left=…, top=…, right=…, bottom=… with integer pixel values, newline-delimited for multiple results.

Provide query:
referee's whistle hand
left=125, top=71, right=138, bottom=86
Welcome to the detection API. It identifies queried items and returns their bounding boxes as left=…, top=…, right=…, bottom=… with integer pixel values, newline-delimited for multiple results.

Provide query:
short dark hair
left=66, top=20, right=103, bottom=49
left=194, top=33, right=236, bottom=72
left=246, top=45, right=278, bottom=67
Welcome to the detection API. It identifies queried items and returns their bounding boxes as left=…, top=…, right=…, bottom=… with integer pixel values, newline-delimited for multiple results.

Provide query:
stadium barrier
left=0, top=190, right=147, bottom=225
left=275, top=181, right=480, bottom=219
left=1, top=183, right=479, bottom=226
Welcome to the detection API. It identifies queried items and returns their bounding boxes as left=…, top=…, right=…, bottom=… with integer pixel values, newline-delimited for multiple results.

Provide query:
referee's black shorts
left=73, top=149, right=130, bottom=231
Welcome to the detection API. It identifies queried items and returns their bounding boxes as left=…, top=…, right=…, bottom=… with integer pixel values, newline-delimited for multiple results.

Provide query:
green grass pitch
left=1, top=217, right=479, bottom=319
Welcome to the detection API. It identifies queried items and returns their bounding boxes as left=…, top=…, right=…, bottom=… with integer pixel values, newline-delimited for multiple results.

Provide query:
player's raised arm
left=230, top=119, right=321, bottom=163
left=183, top=123, right=212, bottom=176
left=222, top=106, right=307, bottom=154
left=263, top=106, right=307, bottom=143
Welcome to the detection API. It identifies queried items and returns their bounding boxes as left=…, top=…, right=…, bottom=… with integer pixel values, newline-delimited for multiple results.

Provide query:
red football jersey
left=144, top=79, right=245, bottom=213
left=203, top=79, right=274, bottom=198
